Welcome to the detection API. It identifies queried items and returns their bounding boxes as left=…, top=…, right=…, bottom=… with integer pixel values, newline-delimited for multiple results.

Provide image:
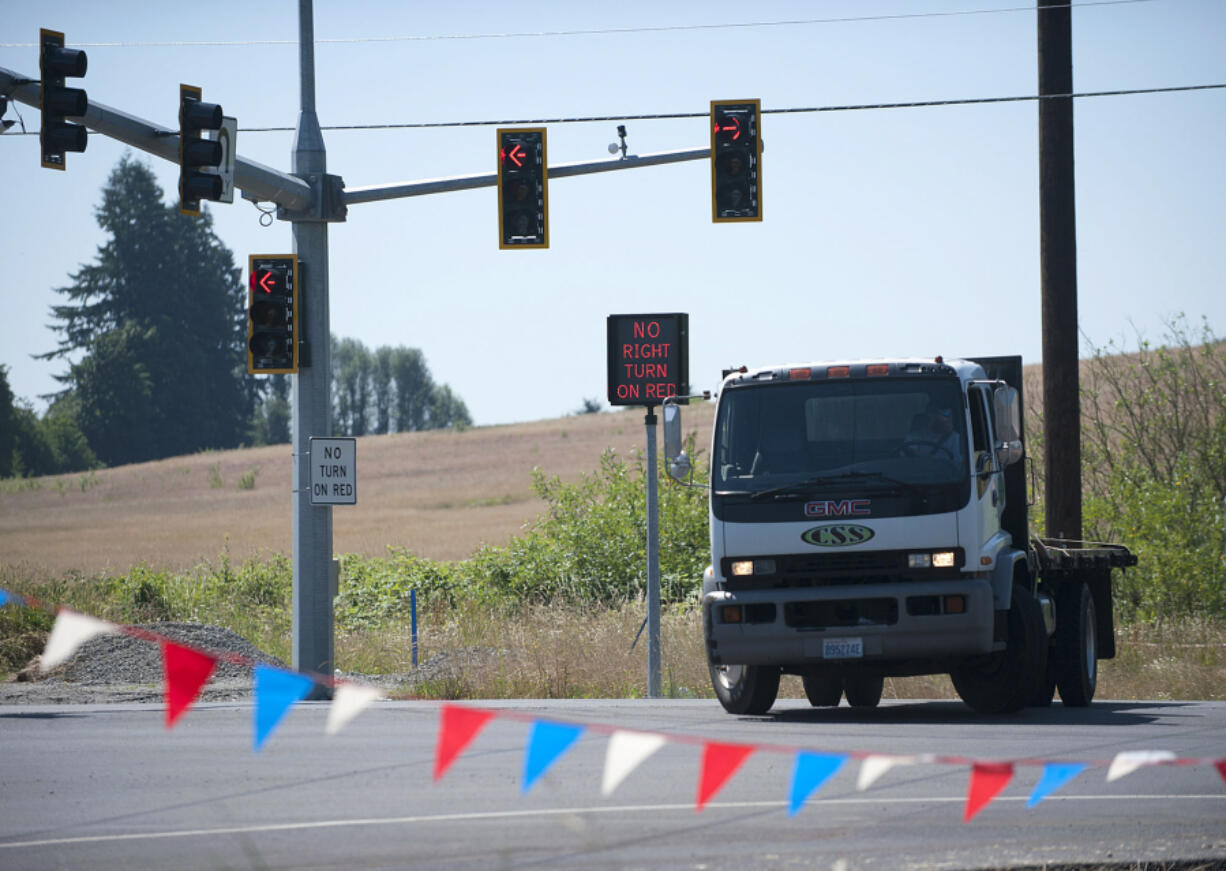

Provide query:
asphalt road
left=1, top=698, right=1224, bottom=870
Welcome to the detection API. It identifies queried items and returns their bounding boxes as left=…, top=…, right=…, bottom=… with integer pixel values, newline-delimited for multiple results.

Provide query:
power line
left=4, top=82, right=1221, bottom=138
left=196, top=83, right=1226, bottom=133
left=0, top=0, right=1157, bottom=49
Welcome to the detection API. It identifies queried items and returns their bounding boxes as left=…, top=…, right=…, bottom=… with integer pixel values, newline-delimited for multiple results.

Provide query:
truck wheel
left=844, top=675, right=884, bottom=708
left=1054, top=581, right=1097, bottom=707
left=709, top=662, right=780, bottom=715
left=802, top=674, right=843, bottom=707
left=1030, top=661, right=1057, bottom=707
left=951, top=585, right=1044, bottom=714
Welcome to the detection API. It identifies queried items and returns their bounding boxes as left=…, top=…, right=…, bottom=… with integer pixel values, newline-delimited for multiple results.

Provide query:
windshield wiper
left=750, top=471, right=918, bottom=502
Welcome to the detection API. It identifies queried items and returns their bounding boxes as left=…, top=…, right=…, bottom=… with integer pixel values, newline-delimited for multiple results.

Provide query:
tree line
left=1, top=156, right=469, bottom=479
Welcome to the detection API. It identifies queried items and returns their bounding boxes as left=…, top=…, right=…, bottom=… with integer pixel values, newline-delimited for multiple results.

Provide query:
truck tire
left=802, top=674, right=843, bottom=707
left=844, top=675, right=884, bottom=708
left=1053, top=581, right=1097, bottom=707
left=709, top=662, right=780, bottom=715
left=1030, top=662, right=1057, bottom=707
left=951, top=585, right=1044, bottom=714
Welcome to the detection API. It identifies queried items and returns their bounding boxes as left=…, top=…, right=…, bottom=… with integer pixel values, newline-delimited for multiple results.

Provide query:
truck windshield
left=714, top=378, right=969, bottom=494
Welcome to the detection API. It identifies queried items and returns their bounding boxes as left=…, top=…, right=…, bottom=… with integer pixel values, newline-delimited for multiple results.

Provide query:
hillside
left=0, top=405, right=716, bottom=577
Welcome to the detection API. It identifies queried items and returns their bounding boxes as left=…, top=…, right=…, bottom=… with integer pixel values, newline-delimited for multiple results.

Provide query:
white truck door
left=969, top=384, right=1006, bottom=550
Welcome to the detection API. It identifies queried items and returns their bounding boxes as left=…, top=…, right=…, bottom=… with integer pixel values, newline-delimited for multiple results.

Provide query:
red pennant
left=161, top=641, right=217, bottom=728
left=964, top=763, right=1014, bottom=822
left=434, top=705, right=496, bottom=781
left=696, top=741, right=754, bottom=811
left=1215, top=760, right=1226, bottom=786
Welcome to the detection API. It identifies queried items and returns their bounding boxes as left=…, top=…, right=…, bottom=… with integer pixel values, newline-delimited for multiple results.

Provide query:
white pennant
left=325, top=683, right=384, bottom=735
left=1106, top=750, right=1176, bottom=782
left=857, top=755, right=911, bottom=791
left=602, top=730, right=667, bottom=796
left=41, top=610, right=119, bottom=672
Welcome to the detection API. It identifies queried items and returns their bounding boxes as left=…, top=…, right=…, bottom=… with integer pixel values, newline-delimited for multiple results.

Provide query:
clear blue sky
left=2, top=0, right=1223, bottom=427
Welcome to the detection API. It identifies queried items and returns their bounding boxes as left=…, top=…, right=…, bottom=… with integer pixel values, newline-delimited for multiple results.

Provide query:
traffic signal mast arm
left=6, top=61, right=731, bottom=214
left=343, top=147, right=711, bottom=205
left=1, top=65, right=311, bottom=214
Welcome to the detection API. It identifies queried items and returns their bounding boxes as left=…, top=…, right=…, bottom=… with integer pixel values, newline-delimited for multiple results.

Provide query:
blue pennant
left=788, top=752, right=848, bottom=817
left=522, top=721, right=586, bottom=793
left=1027, top=762, right=1088, bottom=808
left=253, top=664, right=315, bottom=752
left=0, top=589, right=12, bottom=608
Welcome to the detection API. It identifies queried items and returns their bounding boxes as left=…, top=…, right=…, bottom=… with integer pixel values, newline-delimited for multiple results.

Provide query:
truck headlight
left=908, top=551, right=956, bottom=569
left=932, top=551, right=956, bottom=568
left=730, top=559, right=776, bottom=576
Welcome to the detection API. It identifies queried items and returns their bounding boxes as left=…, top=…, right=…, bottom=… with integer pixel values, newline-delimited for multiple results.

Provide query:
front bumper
left=703, top=578, right=996, bottom=666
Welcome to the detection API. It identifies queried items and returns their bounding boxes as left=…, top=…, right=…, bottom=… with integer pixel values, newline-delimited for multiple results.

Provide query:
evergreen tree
left=40, top=155, right=256, bottom=465
left=0, top=366, right=16, bottom=477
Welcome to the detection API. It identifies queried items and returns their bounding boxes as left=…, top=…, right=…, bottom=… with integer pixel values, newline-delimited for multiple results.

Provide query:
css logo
left=801, top=524, right=875, bottom=547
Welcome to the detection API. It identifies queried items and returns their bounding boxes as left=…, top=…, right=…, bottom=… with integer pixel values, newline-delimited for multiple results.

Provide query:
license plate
left=823, top=637, right=863, bottom=659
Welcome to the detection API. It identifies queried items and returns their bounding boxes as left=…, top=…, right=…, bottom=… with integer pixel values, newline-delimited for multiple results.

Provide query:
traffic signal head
left=497, top=128, right=548, bottom=249
left=248, top=255, right=299, bottom=374
left=39, top=28, right=88, bottom=170
left=179, top=84, right=224, bottom=216
left=710, top=99, right=762, bottom=222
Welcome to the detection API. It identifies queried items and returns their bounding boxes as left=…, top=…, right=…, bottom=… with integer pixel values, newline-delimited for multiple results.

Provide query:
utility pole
left=1037, top=0, right=1081, bottom=542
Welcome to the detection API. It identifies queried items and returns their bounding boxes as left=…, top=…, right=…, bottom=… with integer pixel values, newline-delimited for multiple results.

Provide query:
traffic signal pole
left=291, top=0, right=335, bottom=691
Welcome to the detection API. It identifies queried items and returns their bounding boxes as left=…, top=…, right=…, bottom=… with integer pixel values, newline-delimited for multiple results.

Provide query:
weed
left=237, top=467, right=259, bottom=491
left=207, top=462, right=223, bottom=489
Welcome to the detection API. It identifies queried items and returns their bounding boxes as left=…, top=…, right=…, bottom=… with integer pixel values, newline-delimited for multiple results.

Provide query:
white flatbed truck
left=664, top=355, right=1136, bottom=714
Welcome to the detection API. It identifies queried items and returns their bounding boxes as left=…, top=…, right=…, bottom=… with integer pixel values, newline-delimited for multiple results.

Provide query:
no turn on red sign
left=310, top=437, right=356, bottom=505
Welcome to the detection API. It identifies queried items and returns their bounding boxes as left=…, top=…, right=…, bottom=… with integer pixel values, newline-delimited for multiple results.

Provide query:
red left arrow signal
left=506, top=144, right=526, bottom=167
left=257, top=271, right=278, bottom=293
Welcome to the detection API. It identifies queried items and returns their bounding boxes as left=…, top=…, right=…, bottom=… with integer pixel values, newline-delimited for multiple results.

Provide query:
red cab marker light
left=827, top=366, right=850, bottom=378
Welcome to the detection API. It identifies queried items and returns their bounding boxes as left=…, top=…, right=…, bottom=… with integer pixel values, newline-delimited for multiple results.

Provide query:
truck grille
left=721, top=549, right=965, bottom=590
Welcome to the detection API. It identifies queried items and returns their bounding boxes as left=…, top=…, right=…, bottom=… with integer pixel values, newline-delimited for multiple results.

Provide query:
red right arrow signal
left=714, top=117, right=741, bottom=140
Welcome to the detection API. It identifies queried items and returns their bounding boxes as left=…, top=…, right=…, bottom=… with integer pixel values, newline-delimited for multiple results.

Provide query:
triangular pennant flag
left=1215, top=760, right=1226, bottom=786
left=325, top=683, right=383, bottom=735
left=696, top=742, right=754, bottom=811
left=523, top=721, right=586, bottom=794
left=42, top=610, right=118, bottom=671
left=857, top=755, right=910, bottom=791
left=602, top=730, right=667, bottom=796
left=788, top=752, right=847, bottom=817
left=1027, top=762, right=1087, bottom=808
left=0, top=588, right=16, bottom=608
left=434, top=705, right=496, bottom=781
left=161, top=641, right=217, bottom=728
left=964, top=763, right=1014, bottom=822
left=1106, top=750, right=1176, bottom=782
left=253, top=664, right=315, bottom=751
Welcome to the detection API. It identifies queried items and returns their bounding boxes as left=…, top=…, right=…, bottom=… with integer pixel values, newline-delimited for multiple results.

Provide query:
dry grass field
left=0, top=405, right=715, bottom=576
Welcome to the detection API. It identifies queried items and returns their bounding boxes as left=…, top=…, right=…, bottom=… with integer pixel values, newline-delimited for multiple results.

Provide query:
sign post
left=607, top=313, right=689, bottom=698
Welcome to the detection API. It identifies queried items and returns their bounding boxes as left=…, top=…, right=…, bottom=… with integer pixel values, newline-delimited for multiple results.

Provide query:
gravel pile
left=57, top=622, right=288, bottom=684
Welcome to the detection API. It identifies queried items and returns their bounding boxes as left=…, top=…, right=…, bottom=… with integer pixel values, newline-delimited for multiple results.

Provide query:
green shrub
left=459, top=444, right=710, bottom=605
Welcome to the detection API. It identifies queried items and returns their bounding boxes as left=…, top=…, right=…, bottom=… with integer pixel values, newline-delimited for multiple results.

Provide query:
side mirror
left=993, top=385, right=1023, bottom=466
left=663, top=403, right=691, bottom=482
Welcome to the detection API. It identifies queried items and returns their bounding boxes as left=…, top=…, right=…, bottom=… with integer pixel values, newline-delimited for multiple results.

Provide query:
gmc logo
left=805, top=499, right=870, bottom=518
